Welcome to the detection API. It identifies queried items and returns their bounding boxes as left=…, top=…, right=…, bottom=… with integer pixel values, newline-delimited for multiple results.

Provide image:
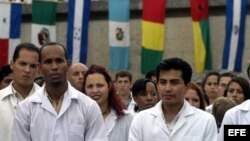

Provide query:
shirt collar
left=10, top=82, right=37, bottom=101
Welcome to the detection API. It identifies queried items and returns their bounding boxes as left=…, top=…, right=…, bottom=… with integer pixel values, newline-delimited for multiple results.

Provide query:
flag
left=191, top=0, right=212, bottom=74
left=31, top=0, right=57, bottom=47
left=108, top=0, right=130, bottom=70
left=222, top=0, right=247, bottom=72
left=0, top=3, right=22, bottom=68
left=67, top=0, right=91, bottom=64
left=141, top=0, right=165, bottom=74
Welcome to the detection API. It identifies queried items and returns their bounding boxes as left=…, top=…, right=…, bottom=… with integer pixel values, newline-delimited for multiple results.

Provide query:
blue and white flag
left=222, top=0, right=247, bottom=72
left=0, top=3, right=22, bottom=68
left=67, top=0, right=91, bottom=63
left=109, top=0, right=130, bottom=71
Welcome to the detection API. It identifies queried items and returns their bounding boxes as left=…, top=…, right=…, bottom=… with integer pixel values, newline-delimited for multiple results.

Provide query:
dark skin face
left=40, top=44, right=69, bottom=90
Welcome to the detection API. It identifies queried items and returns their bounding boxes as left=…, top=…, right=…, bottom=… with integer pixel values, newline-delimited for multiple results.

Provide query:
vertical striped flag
left=222, top=0, right=247, bottom=72
left=67, top=0, right=91, bottom=64
left=141, top=0, right=165, bottom=74
left=31, top=0, right=57, bottom=47
left=108, top=0, right=130, bottom=71
left=191, top=0, right=212, bottom=74
left=0, top=3, right=22, bottom=68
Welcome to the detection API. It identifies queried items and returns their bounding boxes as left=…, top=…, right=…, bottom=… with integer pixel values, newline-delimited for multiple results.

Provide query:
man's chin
left=50, top=81, right=63, bottom=87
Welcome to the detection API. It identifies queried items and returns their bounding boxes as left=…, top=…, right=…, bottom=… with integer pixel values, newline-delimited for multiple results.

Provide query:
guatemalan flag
left=0, top=3, right=22, bottom=68
left=67, top=0, right=91, bottom=64
left=222, top=0, right=247, bottom=72
left=109, top=0, right=130, bottom=71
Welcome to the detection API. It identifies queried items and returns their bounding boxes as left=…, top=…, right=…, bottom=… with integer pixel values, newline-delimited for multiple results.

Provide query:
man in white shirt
left=12, top=42, right=107, bottom=141
left=129, top=57, right=217, bottom=141
left=0, top=43, right=40, bottom=141
left=218, top=99, right=250, bottom=141
left=115, top=70, right=136, bottom=111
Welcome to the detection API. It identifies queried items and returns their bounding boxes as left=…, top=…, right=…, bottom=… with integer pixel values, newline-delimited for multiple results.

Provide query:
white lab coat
left=206, top=104, right=213, bottom=114
left=12, top=82, right=107, bottom=141
left=105, top=110, right=133, bottom=141
left=129, top=100, right=218, bottom=141
left=0, top=82, right=40, bottom=141
left=127, top=92, right=136, bottom=112
left=218, top=100, right=250, bottom=141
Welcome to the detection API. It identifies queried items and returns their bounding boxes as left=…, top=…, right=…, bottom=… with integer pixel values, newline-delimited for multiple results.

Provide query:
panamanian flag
left=67, top=0, right=91, bottom=64
left=222, top=0, right=247, bottom=72
left=0, top=3, right=22, bottom=68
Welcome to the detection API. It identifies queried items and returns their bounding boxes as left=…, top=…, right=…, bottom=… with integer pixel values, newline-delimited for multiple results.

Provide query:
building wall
left=19, top=1, right=250, bottom=81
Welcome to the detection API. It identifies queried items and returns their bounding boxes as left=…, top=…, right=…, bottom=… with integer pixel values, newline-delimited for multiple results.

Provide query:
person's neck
left=100, top=102, right=110, bottom=119
left=46, top=82, right=68, bottom=102
left=119, top=92, right=131, bottom=105
left=162, top=101, right=183, bottom=122
left=209, top=97, right=217, bottom=105
left=12, top=81, right=33, bottom=99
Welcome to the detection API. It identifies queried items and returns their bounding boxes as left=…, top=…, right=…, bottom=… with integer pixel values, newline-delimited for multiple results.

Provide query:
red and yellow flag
left=191, top=0, right=212, bottom=74
left=141, top=0, right=166, bottom=74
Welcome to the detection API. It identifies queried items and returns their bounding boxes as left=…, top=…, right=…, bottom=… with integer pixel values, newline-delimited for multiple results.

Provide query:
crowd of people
left=1, top=42, right=250, bottom=141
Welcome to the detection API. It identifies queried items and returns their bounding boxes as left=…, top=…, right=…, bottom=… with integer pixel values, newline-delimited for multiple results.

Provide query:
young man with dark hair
left=129, top=57, right=217, bottom=141
left=12, top=42, right=107, bottom=141
left=0, top=43, right=40, bottom=141
left=218, top=72, right=236, bottom=97
left=115, top=70, right=136, bottom=111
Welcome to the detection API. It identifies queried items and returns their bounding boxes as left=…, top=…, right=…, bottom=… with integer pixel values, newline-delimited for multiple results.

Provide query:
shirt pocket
left=69, top=124, right=85, bottom=141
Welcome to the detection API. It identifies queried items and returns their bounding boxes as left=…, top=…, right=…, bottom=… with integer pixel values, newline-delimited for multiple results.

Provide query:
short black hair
left=115, top=70, right=132, bottom=82
left=132, top=78, right=156, bottom=97
left=39, top=42, right=68, bottom=63
left=12, top=43, right=39, bottom=62
left=145, top=69, right=156, bottom=79
left=0, top=64, right=12, bottom=82
left=155, top=57, right=192, bottom=85
left=218, top=72, right=236, bottom=83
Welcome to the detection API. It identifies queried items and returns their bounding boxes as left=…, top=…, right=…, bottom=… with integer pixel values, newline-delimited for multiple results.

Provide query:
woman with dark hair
left=201, top=71, right=220, bottom=113
left=224, top=76, right=250, bottom=105
left=201, top=71, right=220, bottom=105
left=82, top=64, right=133, bottom=141
left=131, top=78, right=158, bottom=114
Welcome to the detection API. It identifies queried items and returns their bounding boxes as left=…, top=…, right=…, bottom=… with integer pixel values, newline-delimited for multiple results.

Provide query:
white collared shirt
left=218, top=100, right=250, bottom=141
left=0, top=82, right=40, bottom=141
left=163, top=102, right=185, bottom=135
left=105, top=109, right=134, bottom=141
left=129, top=100, right=217, bottom=141
left=12, top=82, right=108, bottom=141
